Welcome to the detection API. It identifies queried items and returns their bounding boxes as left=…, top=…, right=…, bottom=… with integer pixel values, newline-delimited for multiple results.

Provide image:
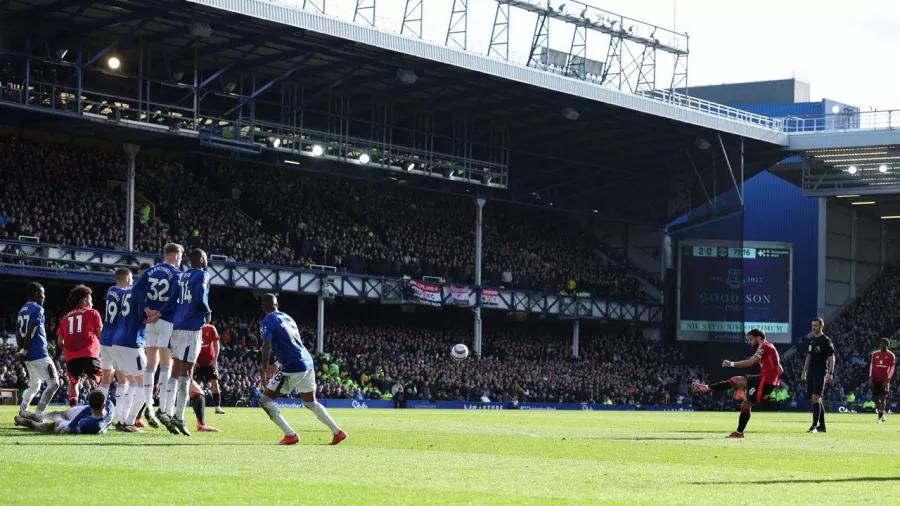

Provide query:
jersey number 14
left=180, top=281, right=193, bottom=303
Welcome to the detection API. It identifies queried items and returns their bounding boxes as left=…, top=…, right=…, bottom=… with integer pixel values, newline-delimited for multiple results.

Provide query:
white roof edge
left=188, top=0, right=789, bottom=146
left=788, top=130, right=900, bottom=151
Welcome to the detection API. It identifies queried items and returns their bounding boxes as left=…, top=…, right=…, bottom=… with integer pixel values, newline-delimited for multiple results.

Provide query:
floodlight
left=359, top=153, right=370, bottom=164
left=311, top=145, right=324, bottom=156
left=108, top=57, right=121, bottom=69
left=848, top=166, right=858, bottom=174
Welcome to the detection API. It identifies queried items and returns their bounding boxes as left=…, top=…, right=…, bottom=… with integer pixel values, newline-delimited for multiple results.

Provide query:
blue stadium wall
left=669, top=171, right=820, bottom=343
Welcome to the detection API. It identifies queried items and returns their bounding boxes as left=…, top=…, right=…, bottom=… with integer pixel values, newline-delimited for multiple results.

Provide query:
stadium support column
left=317, top=296, right=325, bottom=354
left=473, top=198, right=486, bottom=357
left=123, top=144, right=141, bottom=252
left=816, top=197, right=827, bottom=318
left=572, top=319, right=579, bottom=359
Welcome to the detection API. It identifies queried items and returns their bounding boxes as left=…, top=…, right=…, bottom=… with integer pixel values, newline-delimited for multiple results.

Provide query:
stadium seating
left=0, top=306, right=697, bottom=407
left=0, top=134, right=643, bottom=300
left=780, top=263, right=900, bottom=404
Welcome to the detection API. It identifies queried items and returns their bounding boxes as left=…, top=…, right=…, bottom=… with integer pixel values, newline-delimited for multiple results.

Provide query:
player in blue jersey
left=99, top=268, right=132, bottom=419
left=157, top=248, right=211, bottom=436
left=15, top=389, right=114, bottom=435
left=258, top=293, right=346, bottom=446
left=111, top=266, right=151, bottom=433
left=134, top=243, right=183, bottom=428
left=15, top=282, right=61, bottom=417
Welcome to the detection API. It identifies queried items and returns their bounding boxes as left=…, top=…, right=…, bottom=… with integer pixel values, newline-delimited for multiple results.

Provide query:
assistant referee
left=801, top=317, right=835, bottom=433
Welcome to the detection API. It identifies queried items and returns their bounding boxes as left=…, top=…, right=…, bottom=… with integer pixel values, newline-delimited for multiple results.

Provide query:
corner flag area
left=1, top=407, right=895, bottom=504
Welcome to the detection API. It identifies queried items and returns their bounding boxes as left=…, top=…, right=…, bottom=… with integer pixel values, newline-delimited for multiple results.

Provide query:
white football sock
left=174, top=376, right=190, bottom=421
left=157, top=366, right=171, bottom=412
left=116, top=382, right=132, bottom=424
left=126, top=385, right=145, bottom=426
left=164, top=376, right=177, bottom=416
left=36, top=379, right=59, bottom=414
left=143, top=370, right=155, bottom=411
left=304, top=401, right=341, bottom=435
left=260, top=395, right=294, bottom=436
left=19, top=380, right=40, bottom=412
left=98, top=383, right=110, bottom=398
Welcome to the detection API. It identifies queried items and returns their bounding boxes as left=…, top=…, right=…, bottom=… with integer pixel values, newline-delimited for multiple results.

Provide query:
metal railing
left=783, top=110, right=900, bottom=134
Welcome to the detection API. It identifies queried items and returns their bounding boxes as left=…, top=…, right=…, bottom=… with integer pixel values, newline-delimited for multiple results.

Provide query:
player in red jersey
left=193, top=323, right=225, bottom=415
left=57, top=285, right=104, bottom=407
left=870, top=338, right=896, bottom=423
left=692, top=328, right=783, bottom=438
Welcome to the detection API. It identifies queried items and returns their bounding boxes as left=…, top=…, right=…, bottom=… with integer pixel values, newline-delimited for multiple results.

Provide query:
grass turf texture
left=1, top=407, right=899, bottom=505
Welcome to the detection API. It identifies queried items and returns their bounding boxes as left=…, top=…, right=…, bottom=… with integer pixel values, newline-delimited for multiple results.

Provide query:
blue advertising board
left=274, top=398, right=691, bottom=412
left=274, top=398, right=394, bottom=409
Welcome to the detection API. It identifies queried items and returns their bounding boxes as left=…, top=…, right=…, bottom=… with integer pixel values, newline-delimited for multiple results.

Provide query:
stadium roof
left=0, top=0, right=788, bottom=223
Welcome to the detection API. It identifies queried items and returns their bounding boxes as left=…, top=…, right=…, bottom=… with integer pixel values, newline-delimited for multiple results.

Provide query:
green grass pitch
left=1, top=406, right=899, bottom=505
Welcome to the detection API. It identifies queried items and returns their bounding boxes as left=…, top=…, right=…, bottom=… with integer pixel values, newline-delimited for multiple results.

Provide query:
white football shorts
left=171, top=330, right=202, bottom=364
left=25, top=357, right=58, bottom=384
left=99, top=345, right=118, bottom=371
left=112, top=346, right=147, bottom=376
left=144, top=319, right=175, bottom=349
left=267, top=369, right=316, bottom=395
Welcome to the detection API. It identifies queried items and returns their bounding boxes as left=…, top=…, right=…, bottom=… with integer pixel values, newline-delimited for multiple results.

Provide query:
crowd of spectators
left=0, top=306, right=698, bottom=407
left=780, top=263, right=900, bottom=405
left=0, top=135, right=644, bottom=300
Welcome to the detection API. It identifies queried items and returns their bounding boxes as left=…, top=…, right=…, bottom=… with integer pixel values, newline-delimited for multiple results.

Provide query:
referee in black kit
left=801, top=318, right=836, bottom=433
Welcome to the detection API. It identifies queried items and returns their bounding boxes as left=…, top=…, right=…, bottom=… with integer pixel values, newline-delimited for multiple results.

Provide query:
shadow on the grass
left=2, top=441, right=262, bottom=446
left=691, top=477, right=900, bottom=485
left=602, top=437, right=707, bottom=441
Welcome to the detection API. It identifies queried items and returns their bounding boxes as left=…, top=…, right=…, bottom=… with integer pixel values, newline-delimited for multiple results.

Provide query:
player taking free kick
left=258, top=293, right=346, bottom=446
left=692, top=328, right=783, bottom=438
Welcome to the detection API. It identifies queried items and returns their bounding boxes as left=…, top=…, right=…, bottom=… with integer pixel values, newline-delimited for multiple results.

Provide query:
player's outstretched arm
left=722, top=354, right=761, bottom=369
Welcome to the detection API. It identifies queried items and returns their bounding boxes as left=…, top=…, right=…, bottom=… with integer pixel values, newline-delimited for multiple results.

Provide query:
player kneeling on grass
left=14, top=389, right=114, bottom=435
left=258, top=293, right=346, bottom=446
left=692, top=328, right=783, bottom=438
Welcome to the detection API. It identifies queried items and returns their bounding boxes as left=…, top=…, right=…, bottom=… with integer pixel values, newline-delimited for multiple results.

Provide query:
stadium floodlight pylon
left=353, top=0, right=376, bottom=27
left=302, top=0, right=326, bottom=14
left=487, top=1, right=510, bottom=60
left=445, top=0, right=468, bottom=50
left=401, top=0, right=424, bottom=39
left=495, top=0, right=689, bottom=94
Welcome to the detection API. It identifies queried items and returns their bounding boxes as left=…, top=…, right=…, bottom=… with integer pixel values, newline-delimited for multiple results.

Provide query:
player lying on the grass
left=692, top=328, right=783, bottom=438
left=259, top=293, right=347, bottom=446
left=14, top=389, right=114, bottom=434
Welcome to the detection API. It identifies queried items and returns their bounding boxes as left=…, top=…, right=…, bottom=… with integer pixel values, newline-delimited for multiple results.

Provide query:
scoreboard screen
left=677, top=240, right=793, bottom=343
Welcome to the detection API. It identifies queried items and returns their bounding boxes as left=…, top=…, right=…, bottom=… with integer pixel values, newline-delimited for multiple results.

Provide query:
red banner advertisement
left=410, top=280, right=442, bottom=306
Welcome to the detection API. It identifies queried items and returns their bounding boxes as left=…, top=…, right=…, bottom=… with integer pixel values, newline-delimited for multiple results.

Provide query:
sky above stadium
left=281, top=0, right=899, bottom=111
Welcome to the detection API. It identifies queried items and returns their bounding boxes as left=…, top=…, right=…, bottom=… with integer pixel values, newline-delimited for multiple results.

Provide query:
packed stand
left=0, top=134, right=643, bottom=300
left=197, top=315, right=700, bottom=407
left=779, top=263, right=900, bottom=405
left=195, top=161, right=643, bottom=299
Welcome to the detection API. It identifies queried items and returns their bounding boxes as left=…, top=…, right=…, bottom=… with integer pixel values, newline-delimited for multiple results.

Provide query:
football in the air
left=451, top=343, right=469, bottom=361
